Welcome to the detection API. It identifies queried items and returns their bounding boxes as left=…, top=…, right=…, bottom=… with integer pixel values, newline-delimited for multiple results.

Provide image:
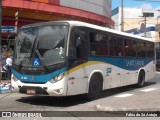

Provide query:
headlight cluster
left=49, top=73, right=65, bottom=83
left=11, top=74, right=18, bottom=82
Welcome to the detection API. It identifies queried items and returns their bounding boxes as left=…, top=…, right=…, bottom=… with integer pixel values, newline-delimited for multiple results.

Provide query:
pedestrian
left=3, top=51, right=12, bottom=80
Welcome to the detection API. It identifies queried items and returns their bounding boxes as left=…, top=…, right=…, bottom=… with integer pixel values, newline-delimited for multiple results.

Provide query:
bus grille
left=21, top=81, right=46, bottom=84
left=21, top=71, right=43, bottom=75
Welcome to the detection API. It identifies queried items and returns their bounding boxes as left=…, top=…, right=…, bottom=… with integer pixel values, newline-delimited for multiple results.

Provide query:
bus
left=11, top=21, right=155, bottom=100
left=156, top=48, right=160, bottom=71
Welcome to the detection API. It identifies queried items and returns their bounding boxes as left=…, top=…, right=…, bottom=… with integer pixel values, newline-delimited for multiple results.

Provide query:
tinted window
left=146, top=42, right=154, bottom=58
left=137, top=41, right=146, bottom=57
left=90, top=32, right=108, bottom=56
left=109, top=36, right=123, bottom=57
left=124, top=39, right=136, bottom=57
left=70, top=28, right=87, bottom=59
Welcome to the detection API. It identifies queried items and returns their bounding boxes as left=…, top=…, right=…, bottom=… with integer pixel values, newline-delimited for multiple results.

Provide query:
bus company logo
left=30, top=76, right=35, bottom=80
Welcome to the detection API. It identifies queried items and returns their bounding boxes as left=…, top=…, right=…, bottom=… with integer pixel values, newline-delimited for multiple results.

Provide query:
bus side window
left=69, top=28, right=87, bottom=68
left=137, top=41, right=146, bottom=57
left=146, top=42, right=154, bottom=58
left=109, top=37, right=115, bottom=56
left=90, top=32, right=108, bottom=56
left=75, top=36, right=84, bottom=58
left=124, top=39, right=136, bottom=57
left=90, top=32, right=97, bottom=55
left=109, top=36, right=123, bottom=57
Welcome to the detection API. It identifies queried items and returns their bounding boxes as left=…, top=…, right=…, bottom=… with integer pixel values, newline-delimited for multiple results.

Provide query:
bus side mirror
left=7, top=33, right=17, bottom=49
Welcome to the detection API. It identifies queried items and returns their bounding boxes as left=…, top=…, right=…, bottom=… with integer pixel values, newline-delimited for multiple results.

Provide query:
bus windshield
left=14, top=25, right=68, bottom=67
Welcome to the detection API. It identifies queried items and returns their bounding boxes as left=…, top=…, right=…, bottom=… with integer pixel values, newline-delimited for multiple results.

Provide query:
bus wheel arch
left=137, top=69, right=145, bottom=87
left=85, top=72, right=103, bottom=101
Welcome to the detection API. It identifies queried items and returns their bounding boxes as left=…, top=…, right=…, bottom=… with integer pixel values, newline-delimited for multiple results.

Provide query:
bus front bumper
left=11, top=78, right=67, bottom=96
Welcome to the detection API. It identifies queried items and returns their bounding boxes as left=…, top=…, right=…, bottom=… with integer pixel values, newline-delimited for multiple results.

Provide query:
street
left=0, top=72, right=160, bottom=120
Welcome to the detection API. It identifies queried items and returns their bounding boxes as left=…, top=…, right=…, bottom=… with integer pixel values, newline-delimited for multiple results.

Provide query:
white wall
left=60, top=0, right=112, bottom=18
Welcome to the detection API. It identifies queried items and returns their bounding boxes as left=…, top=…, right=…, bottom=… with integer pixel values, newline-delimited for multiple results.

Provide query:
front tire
left=137, top=71, right=145, bottom=87
left=85, top=74, right=102, bottom=101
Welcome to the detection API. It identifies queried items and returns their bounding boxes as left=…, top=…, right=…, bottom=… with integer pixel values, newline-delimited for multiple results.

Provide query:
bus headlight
left=11, top=74, right=18, bottom=82
left=49, top=73, right=65, bottom=83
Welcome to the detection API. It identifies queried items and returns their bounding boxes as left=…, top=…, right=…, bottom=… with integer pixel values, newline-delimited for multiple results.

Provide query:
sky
left=112, top=0, right=160, bottom=10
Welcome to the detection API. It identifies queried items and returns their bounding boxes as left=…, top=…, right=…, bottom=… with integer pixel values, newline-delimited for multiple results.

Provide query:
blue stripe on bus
left=12, top=67, right=67, bottom=83
left=88, top=57, right=154, bottom=71
left=12, top=57, right=154, bottom=83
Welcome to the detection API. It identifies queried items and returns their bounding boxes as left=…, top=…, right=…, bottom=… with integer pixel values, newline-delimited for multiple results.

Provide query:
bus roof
left=21, top=20, right=154, bottom=43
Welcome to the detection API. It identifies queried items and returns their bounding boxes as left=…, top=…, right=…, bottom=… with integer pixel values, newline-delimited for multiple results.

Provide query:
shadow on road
left=16, top=81, right=156, bottom=107
left=16, top=94, right=89, bottom=107
left=100, top=81, right=156, bottom=98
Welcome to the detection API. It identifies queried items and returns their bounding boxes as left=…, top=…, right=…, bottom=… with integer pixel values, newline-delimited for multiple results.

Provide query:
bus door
left=67, top=27, right=89, bottom=95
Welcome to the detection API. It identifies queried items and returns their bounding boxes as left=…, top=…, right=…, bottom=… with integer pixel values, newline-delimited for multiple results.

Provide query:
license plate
left=27, top=89, right=36, bottom=94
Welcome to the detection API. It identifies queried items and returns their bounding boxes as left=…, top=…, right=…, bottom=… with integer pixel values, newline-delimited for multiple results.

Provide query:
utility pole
left=144, top=15, right=147, bottom=37
left=15, top=11, right=19, bottom=33
left=141, top=12, right=154, bottom=38
left=121, top=0, right=124, bottom=31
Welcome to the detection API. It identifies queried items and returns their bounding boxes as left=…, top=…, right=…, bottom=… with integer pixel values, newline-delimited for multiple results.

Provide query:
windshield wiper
left=18, top=51, right=31, bottom=70
left=35, top=50, right=49, bottom=73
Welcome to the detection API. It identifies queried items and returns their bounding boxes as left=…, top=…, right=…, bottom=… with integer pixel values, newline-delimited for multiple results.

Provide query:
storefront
left=2, top=0, right=114, bottom=52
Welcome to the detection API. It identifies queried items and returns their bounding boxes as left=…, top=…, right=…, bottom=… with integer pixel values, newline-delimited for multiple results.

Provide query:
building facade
left=2, top=0, right=114, bottom=52
left=112, top=7, right=160, bottom=44
left=2, top=0, right=114, bottom=39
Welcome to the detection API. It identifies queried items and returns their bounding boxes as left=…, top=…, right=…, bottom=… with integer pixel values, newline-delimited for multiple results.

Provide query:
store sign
left=1, top=26, right=15, bottom=33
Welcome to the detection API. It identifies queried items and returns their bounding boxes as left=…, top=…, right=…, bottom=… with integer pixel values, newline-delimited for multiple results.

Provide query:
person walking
left=3, top=51, right=12, bottom=80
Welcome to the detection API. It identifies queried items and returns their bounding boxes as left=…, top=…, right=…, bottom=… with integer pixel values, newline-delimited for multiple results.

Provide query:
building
left=112, top=7, right=160, bottom=45
left=2, top=0, right=114, bottom=49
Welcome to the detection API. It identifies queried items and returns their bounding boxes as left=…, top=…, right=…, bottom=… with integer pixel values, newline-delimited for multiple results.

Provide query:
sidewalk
left=96, top=84, right=160, bottom=112
left=95, top=72, right=160, bottom=112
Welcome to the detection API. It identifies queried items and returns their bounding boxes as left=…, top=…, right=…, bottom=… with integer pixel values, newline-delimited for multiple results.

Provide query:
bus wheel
left=137, top=71, right=145, bottom=87
left=86, top=74, right=102, bottom=101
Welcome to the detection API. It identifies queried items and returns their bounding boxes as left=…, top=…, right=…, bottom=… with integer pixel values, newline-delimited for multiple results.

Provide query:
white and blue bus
left=11, top=21, right=155, bottom=100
